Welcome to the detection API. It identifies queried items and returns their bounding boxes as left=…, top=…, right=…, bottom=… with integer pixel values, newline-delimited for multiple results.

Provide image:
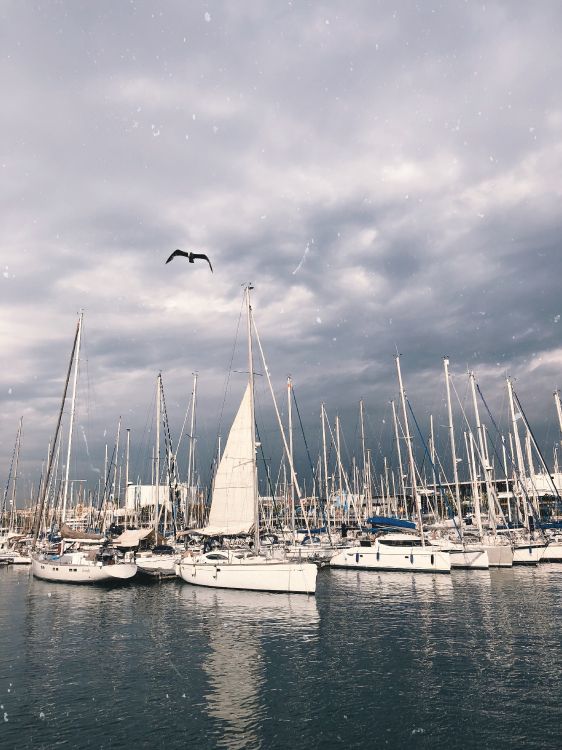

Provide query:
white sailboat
left=176, top=286, right=317, bottom=594
left=32, top=541, right=137, bottom=583
left=30, top=313, right=137, bottom=584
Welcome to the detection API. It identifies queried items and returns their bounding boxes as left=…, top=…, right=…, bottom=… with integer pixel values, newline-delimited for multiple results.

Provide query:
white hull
left=449, top=549, right=489, bottom=570
left=136, top=554, right=178, bottom=577
left=430, top=541, right=489, bottom=570
left=482, top=543, right=514, bottom=568
left=8, top=553, right=32, bottom=565
left=541, top=542, right=562, bottom=562
left=32, top=555, right=137, bottom=583
left=512, top=544, right=545, bottom=565
left=330, top=541, right=451, bottom=573
left=0, top=552, right=31, bottom=564
left=177, top=559, right=317, bottom=594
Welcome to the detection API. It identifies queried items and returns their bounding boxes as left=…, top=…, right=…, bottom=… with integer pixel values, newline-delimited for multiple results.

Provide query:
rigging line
left=291, top=386, right=315, bottom=478
left=1, top=423, right=20, bottom=516
left=32, top=317, right=80, bottom=547
left=135, top=381, right=158, bottom=486
left=406, top=398, right=462, bottom=539
left=448, top=376, right=513, bottom=535
left=292, top=386, right=331, bottom=535
left=513, top=389, right=562, bottom=511
left=370, top=400, right=390, bottom=463
left=476, top=383, right=542, bottom=533
left=322, top=405, right=363, bottom=529
left=215, top=295, right=245, bottom=460
left=175, top=389, right=193, bottom=456
left=159, top=375, right=180, bottom=533
left=254, top=422, right=282, bottom=527
left=93, top=440, right=117, bottom=532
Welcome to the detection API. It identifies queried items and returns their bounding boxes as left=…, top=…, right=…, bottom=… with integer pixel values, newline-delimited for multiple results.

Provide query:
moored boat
left=31, top=545, right=137, bottom=584
left=177, top=549, right=317, bottom=593
left=329, top=532, right=451, bottom=573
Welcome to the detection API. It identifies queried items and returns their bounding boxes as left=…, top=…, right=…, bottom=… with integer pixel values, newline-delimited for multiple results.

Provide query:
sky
left=2, top=0, right=562, bottom=500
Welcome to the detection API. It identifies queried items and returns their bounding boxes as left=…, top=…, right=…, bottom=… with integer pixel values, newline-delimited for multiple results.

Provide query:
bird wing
left=165, top=249, right=189, bottom=264
left=191, top=253, right=213, bottom=272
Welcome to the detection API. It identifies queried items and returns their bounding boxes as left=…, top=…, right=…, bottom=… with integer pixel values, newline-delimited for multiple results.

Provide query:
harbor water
left=1, top=564, right=562, bottom=749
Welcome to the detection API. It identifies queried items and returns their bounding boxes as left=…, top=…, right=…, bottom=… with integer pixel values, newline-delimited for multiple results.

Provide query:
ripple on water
left=2, top=566, right=562, bottom=749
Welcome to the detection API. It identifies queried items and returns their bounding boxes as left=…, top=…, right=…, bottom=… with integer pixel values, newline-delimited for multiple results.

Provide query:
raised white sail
left=199, top=383, right=255, bottom=536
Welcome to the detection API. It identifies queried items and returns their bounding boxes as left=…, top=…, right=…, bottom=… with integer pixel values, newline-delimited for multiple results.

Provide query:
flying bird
left=165, top=249, right=213, bottom=272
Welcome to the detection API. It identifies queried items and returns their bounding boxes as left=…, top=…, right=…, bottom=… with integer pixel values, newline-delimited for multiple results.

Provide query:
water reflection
left=178, top=584, right=320, bottom=628
left=177, top=586, right=319, bottom=749
left=4, top=563, right=562, bottom=750
left=329, top=567, right=456, bottom=600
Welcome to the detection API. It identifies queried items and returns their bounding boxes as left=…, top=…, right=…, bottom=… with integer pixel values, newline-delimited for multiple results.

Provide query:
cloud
left=2, top=1, right=562, bottom=497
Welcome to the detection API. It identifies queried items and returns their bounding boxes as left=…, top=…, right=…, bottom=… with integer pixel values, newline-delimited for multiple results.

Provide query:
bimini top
left=367, top=516, right=417, bottom=531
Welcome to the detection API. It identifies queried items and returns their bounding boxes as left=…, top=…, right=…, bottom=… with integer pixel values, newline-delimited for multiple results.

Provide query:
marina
left=3, top=2, right=561, bottom=748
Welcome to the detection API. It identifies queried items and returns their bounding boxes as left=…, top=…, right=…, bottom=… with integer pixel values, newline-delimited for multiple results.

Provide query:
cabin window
left=379, top=538, right=423, bottom=547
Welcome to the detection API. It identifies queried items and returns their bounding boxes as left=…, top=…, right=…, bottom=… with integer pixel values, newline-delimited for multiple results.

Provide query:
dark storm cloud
left=2, top=1, right=562, bottom=492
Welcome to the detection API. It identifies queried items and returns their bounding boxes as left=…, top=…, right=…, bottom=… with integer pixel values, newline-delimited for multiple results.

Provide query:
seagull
left=165, top=249, right=213, bottom=272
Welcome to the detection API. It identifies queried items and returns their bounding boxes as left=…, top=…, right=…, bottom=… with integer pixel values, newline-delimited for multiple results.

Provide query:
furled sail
left=199, top=384, right=255, bottom=536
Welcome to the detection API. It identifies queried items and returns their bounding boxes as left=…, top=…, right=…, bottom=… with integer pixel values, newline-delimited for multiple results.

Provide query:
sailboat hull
left=429, top=542, right=489, bottom=569
left=512, top=544, right=545, bottom=565
left=482, top=544, right=513, bottom=567
left=449, top=549, right=489, bottom=570
left=32, top=555, right=137, bottom=583
left=136, top=554, right=178, bottom=577
left=330, top=543, right=451, bottom=573
left=176, top=560, right=317, bottom=594
left=540, top=542, right=562, bottom=562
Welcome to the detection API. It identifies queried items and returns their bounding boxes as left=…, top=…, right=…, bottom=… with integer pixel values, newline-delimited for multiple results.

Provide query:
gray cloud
left=2, top=1, right=562, bottom=497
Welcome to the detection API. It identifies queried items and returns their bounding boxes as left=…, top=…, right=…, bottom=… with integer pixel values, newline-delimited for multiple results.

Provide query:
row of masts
left=3, top=309, right=562, bottom=542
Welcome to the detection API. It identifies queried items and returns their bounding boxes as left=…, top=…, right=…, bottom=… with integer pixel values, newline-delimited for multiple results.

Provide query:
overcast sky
left=2, top=1, right=562, bottom=498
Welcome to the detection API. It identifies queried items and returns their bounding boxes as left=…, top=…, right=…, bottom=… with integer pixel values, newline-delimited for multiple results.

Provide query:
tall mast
left=336, top=415, right=344, bottom=522
left=502, top=435, right=512, bottom=523
left=507, top=377, right=529, bottom=529
left=8, top=418, right=23, bottom=533
left=245, top=284, right=259, bottom=553
left=187, top=372, right=198, bottom=519
left=321, top=404, right=330, bottom=505
left=62, top=311, right=82, bottom=523
left=443, top=357, right=463, bottom=538
left=391, top=400, right=406, bottom=511
left=125, top=428, right=130, bottom=528
left=429, top=414, right=439, bottom=518
left=396, top=355, right=424, bottom=543
left=32, top=317, right=81, bottom=548
left=154, top=373, right=161, bottom=537
left=112, top=417, right=121, bottom=516
left=468, top=372, right=487, bottom=537
left=287, top=376, right=295, bottom=534
left=555, top=391, right=562, bottom=447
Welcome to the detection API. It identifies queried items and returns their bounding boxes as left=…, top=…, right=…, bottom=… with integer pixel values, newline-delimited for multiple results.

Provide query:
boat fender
left=376, top=551, right=380, bottom=561
left=431, top=554, right=434, bottom=566
left=410, top=553, right=414, bottom=564
left=355, top=553, right=360, bottom=564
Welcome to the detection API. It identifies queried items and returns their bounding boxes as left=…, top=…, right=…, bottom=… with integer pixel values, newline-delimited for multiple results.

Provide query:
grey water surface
left=1, top=565, right=561, bottom=749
